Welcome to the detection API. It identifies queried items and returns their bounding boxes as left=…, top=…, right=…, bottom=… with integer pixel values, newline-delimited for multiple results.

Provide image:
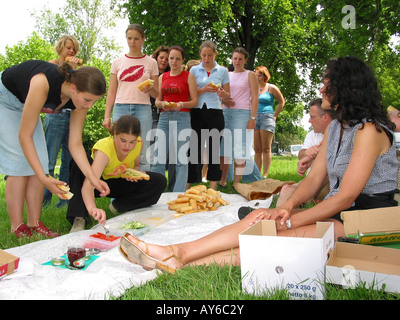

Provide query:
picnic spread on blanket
left=0, top=192, right=272, bottom=300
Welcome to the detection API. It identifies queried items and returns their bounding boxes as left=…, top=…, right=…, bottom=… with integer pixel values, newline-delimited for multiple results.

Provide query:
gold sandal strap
left=160, top=245, right=184, bottom=267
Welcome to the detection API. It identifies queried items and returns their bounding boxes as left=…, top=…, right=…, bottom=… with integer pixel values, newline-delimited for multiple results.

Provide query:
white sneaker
left=109, top=202, right=118, bottom=214
left=69, top=217, right=85, bottom=233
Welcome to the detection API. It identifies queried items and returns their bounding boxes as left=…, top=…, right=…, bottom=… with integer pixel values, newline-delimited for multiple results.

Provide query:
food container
left=94, top=210, right=174, bottom=237
left=51, top=257, right=65, bottom=266
left=79, top=231, right=121, bottom=251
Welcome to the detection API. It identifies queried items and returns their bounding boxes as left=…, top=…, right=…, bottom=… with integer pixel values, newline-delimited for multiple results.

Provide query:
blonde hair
left=185, top=59, right=200, bottom=71
left=54, top=35, right=80, bottom=56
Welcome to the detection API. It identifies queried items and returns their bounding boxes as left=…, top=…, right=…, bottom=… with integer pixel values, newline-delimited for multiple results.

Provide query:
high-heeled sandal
left=118, top=233, right=183, bottom=274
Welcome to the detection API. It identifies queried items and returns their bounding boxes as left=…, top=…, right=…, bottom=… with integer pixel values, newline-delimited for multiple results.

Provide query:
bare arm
left=269, top=84, right=285, bottom=120
left=69, top=108, right=110, bottom=196
left=247, top=71, right=259, bottom=129
left=18, top=74, right=68, bottom=198
left=81, top=150, right=109, bottom=225
left=272, top=123, right=391, bottom=228
left=103, top=73, right=118, bottom=130
left=141, top=74, right=159, bottom=99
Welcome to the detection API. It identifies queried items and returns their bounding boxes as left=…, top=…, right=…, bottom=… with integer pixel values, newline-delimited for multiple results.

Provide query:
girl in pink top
left=103, top=24, right=159, bottom=172
left=220, top=47, right=258, bottom=186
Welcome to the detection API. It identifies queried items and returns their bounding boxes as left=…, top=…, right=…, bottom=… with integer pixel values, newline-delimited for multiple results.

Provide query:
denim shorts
left=255, top=113, right=276, bottom=133
left=0, top=74, right=49, bottom=176
left=221, top=108, right=253, bottom=159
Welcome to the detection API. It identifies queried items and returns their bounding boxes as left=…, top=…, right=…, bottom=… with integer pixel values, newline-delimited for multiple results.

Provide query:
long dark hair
left=58, top=63, right=106, bottom=96
left=324, top=56, right=394, bottom=131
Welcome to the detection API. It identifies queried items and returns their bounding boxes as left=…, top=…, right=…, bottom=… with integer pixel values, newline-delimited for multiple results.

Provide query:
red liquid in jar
left=67, top=247, right=85, bottom=266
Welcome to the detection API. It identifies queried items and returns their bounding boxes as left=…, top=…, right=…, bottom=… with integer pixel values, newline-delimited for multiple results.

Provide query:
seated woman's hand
left=268, top=206, right=291, bottom=229
left=248, top=208, right=273, bottom=225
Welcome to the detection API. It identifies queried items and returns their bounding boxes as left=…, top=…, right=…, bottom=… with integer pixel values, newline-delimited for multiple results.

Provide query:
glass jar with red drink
left=67, top=245, right=85, bottom=267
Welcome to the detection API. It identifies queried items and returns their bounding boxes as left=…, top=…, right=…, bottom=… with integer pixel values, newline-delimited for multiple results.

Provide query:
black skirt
left=331, top=189, right=399, bottom=222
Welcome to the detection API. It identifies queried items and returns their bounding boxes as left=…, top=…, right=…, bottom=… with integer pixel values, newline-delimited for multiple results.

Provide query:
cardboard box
left=326, top=242, right=400, bottom=293
left=0, top=250, right=20, bottom=279
left=239, top=220, right=334, bottom=300
left=341, top=206, right=400, bottom=247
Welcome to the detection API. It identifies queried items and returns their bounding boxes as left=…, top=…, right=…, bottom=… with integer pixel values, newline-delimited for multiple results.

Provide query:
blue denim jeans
left=113, top=103, right=153, bottom=171
left=227, top=158, right=262, bottom=183
left=221, top=108, right=252, bottom=159
left=42, top=111, right=72, bottom=207
left=151, top=111, right=191, bottom=192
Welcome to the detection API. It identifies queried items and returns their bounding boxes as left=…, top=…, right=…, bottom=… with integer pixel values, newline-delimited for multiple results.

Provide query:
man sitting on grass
left=276, top=98, right=334, bottom=206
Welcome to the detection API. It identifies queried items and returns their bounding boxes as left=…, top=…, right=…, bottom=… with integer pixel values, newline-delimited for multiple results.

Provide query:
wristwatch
left=250, top=117, right=256, bottom=120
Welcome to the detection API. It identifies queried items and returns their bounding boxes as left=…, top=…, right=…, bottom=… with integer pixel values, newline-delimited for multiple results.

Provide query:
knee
left=262, top=146, right=272, bottom=154
left=331, top=219, right=345, bottom=239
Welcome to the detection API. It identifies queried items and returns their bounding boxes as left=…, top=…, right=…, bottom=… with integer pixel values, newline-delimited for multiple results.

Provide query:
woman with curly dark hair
left=324, top=56, right=395, bottom=131
left=117, top=56, right=399, bottom=273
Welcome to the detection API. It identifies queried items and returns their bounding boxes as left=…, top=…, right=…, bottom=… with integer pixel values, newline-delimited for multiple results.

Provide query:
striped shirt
left=325, top=119, right=398, bottom=199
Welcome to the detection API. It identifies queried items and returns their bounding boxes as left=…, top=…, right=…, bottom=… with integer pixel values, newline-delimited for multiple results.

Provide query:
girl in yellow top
left=66, top=115, right=167, bottom=228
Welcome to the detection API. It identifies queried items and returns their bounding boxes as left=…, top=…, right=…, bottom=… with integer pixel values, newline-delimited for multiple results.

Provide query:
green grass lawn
left=1, top=156, right=399, bottom=300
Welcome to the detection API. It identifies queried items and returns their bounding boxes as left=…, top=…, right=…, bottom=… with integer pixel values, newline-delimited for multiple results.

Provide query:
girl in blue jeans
left=151, top=46, right=198, bottom=192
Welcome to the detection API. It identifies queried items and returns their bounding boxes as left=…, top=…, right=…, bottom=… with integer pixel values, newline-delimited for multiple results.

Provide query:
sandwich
left=164, top=101, right=178, bottom=108
left=209, top=81, right=221, bottom=89
left=121, top=168, right=150, bottom=181
left=57, top=184, right=74, bottom=200
left=65, top=56, right=83, bottom=66
left=137, top=79, right=155, bottom=91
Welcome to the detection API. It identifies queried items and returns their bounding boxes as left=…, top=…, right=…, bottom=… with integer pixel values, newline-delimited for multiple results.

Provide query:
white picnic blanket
left=0, top=192, right=272, bottom=300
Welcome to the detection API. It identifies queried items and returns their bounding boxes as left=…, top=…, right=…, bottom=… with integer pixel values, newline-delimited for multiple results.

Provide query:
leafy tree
left=0, top=33, right=54, bottom=71
left=311, top=0, right=400, bottom=107
left=82, top=57, right=112, bottom=150
left=31, top=0, right=123, bottom=62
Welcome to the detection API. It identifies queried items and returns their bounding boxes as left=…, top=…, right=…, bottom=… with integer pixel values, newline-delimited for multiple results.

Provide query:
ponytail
left=58, top=62, right=106, bottom=96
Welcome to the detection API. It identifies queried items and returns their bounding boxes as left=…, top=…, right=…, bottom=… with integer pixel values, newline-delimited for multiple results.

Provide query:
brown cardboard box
left=0, top=250, right=20, bottom=279
left=326, top=242, right=400, bottom=293
left=341, top=206, right=400, bottom=247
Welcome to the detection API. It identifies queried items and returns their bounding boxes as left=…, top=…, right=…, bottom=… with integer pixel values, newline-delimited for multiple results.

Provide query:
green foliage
left=31, top=0, right=123, bottom=62
left=82, top=56, right=112, bottom=151
left=0, top=33, right=55, bottom=71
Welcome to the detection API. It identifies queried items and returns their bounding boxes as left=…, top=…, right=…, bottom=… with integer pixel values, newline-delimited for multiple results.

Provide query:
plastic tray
left=92, top=210, right=174, bottom=237
left=79, top=231, right=121, bottom=251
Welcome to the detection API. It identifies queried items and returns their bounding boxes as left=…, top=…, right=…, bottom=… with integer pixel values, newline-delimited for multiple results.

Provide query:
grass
left=1, top=156, right=399, bottom=301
